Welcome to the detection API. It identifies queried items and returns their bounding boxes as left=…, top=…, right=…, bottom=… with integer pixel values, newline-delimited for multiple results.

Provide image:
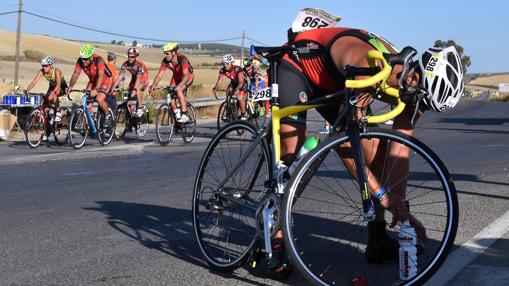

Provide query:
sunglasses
left=164, top=52, right=173, bottom=55
left=128, top=56, right=136, bottom=59
left=81, top=57, right=91, bottom=61
left=42, top=65, right=50, bottom=68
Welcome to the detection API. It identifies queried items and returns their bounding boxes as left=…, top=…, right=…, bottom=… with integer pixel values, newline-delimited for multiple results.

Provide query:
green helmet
left=79, top=44, right=95, bottom=59
left=163, top=42, right=179, bottom=52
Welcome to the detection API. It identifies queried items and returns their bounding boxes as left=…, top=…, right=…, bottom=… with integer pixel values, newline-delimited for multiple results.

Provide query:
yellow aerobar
left=344, top=50, right=406, bottom=124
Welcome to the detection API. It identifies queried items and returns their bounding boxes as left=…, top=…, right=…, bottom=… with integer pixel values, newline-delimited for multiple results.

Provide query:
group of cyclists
left=26, top=41, right=269, bottom=133
left=21, top=6, right=466, bottom=283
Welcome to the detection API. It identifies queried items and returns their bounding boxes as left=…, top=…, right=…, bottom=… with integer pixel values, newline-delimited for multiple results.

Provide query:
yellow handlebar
left=344, top=50, right=406, bottom=124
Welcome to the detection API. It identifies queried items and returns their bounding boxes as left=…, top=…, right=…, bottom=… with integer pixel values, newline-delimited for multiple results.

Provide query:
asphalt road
left=0, top=99, right=508, bottom=285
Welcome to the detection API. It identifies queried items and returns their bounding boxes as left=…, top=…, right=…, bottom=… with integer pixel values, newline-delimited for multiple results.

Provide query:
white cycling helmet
left=222, top=54, right=235, bottom=64
left=41, top=56, right=55, bottom=65
left=419, top=46, right=464, bottom=112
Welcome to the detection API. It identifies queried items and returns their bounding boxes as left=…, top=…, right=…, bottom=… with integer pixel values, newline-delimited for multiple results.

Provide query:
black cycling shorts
left=277, top=60, right=343, bottom=125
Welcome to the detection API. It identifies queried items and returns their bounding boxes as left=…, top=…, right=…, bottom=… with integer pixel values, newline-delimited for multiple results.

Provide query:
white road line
left=426, top=209, right=509, bottom=285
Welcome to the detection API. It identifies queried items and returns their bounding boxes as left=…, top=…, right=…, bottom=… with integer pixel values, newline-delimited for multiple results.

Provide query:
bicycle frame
left=214, top=48, right=408, bottom=255
left=81, top=93, right=98, bottom=135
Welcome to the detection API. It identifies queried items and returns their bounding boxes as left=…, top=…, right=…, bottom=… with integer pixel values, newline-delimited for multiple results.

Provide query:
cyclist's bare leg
left=280, top=122, right=306, bottom=164
left=176, top=86, right=187, bottom=112
left=95, top=92, right=110, bottom=115
left=237, top=93, right=246, bottom=114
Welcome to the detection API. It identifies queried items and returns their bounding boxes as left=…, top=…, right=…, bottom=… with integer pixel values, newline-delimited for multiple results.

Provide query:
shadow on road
left=84, top=201, right=287, bottom=285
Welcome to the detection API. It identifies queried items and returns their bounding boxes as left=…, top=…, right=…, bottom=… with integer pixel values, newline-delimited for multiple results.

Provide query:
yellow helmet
left=162, top=42, right=179, bottom=52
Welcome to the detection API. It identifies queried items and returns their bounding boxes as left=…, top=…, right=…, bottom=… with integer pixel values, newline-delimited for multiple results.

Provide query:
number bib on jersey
left=291, top=8, right=341, bottom=33
left=250, top=87, right=271, bottom=102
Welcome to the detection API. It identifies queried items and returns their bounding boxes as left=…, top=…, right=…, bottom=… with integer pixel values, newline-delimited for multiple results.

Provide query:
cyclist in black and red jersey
left=265, top=9, right=464, bottom=276
left=113, top=48, right=150, bottom=118
left=212, top=54, right=248, bottom=120
left=67, top=44, right=114, bottom=125
left=243, top=56, right=271, bottom=117
left=150, top=42, right=194, bottom=123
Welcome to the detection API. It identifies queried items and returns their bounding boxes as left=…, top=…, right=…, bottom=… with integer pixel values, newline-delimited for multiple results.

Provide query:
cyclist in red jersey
left=212, top=54, right=248, bottom=120
left=150, top=42, right=193, bottom=123
left=113, top=48, right=149, bottom=117
left=270, top=25, right=463, bottom=269
left=67, top=44, right=113, bottom=123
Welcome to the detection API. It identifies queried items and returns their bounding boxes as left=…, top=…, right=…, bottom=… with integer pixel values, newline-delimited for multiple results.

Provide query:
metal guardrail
left=57, top=96, right=224, bottom=108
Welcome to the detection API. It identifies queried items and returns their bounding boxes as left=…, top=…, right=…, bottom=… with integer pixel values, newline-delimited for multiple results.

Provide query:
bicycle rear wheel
left=97, top=108, right=115, bottom=146
left=136, top=104, right=150, bottom=138
left=114, top=104, right=128, bottom=140
left=53, top=107, right=70, bottom=145
left=181, top=102, right=196, bottom=143
left=25, top=109, right=45, bottom=148
left=282, top=128, right=458, bottom=286
left=69, top=108, right=89, bottom=149
left=193, top=121, right=272, bottom=271
left=155, top=104, right=174, bottom=146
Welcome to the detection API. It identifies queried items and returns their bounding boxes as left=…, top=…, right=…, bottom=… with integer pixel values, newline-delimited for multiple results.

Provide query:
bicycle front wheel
left=282, top=128, right=458, bottom=286
left=69, top=108, right=89, bottom=149
left=25, top=109, right=45, bottom=148
left=155, top=104, right=174, bottom=146
left=193, top=121, right=272, bottom=271
left=53, top=107, right=70, bottom=145
left=114, top=104, right=128, bottom=140
left=181, top=103, right=196, bottom=143
left=97, top=108, right=115, bottom=146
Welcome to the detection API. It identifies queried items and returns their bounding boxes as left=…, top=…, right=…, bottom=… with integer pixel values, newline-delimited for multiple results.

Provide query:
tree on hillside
left=434, top=40, right=471, bottom=73
left=132, top=40, right=138, bottom=47
left=117, top=41, right=124, bottom=45
left=111, top=40, right=116, bottom=45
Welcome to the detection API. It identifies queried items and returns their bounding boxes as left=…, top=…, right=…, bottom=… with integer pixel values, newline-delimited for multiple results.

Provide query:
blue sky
left=0, top=0, right=506, bottom=73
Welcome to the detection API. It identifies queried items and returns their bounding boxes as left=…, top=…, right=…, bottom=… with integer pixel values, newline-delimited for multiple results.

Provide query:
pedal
left=248, top=243, right=262, bottom=269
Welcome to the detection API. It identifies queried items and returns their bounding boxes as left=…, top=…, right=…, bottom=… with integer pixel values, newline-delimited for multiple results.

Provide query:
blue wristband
left=373, top=187, right=388, bottom=201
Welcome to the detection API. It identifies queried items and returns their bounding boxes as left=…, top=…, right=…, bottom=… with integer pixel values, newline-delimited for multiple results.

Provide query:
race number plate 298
left=251, top=87, right=271, bottom=102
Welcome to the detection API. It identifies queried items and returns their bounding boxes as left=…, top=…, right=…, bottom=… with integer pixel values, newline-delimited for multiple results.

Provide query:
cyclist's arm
left=151, top=62, right=167, bottom=90
left=68, top=62, right=82, bottom=91
left=53, top=68, right=63, bottom=95
left=113, top=63, right=127, bottom=89
left=236, top=72, right=246, bottom=93
left=213, top=74, right=224, bottom=89
left=26, top=70, right=43, bottom=91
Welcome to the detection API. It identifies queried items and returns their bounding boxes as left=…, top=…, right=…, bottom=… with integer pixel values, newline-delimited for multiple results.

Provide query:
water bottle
left=16, top=95, right=21, bottom=105
left=399, top=220, right=417, bottom=281
left=288, top=136, right=320, bottom=176
left=259, top=106, right=265, bottom=117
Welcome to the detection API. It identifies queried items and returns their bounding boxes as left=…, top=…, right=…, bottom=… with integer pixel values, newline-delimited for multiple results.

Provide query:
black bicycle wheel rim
left=155, top=104, right=174, bottom=146
left=192, top=121, right=272, bottom=271
left=69, top=108, right=88, bottom=149
left=115, top=105, right=128, bottom=140
left=181, top=103, right=196, bottom=143
left=282, top=128, right=458, bottom=286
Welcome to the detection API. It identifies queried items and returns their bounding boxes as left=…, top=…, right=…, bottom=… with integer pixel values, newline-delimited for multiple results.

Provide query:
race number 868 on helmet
left=418, top=46, right=464, bottom=112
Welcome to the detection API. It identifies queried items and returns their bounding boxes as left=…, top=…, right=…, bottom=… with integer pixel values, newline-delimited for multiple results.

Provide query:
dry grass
left=0, top=29, right=220, bottom=94
left=469, top=74, right=509, bottom=86
left=196, top=105, right=219, bottom=119
left=491, top=93, right=509, bottom=102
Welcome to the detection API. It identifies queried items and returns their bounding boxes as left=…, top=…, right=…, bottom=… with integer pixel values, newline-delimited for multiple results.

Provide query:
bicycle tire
left=181, top=102, right=196, bottom=143
left=97, top=108, right=115, bottom=146
left=136, top=104, right=150, bottom=138
left=282, top=128, right=458, bottom=286
left=155, top=104, right=175, bottom=146
left=69, top=107, right=88, bottom=149
left=53, top=107, right=70, bottom=145
left=25, top=109, right=45, bottom=148
left=193, top=121, right=272, bottom=271
left=114, top=104, right=128, bottom=140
